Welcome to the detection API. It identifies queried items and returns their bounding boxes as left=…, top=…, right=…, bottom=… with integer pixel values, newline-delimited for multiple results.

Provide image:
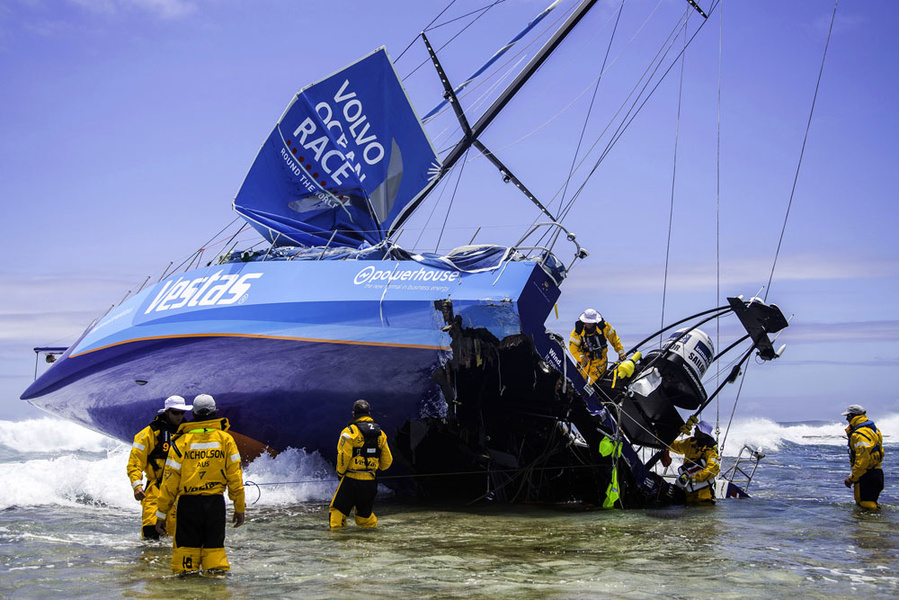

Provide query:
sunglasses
left=168, top=409, right=186, bottom=415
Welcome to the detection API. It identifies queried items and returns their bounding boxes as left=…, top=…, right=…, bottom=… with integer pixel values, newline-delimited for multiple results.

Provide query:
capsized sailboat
left=23, top=0, right=789, bottom=506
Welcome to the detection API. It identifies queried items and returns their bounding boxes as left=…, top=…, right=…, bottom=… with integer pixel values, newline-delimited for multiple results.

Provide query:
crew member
left=569, top=308, right=627, bottom=384
left=155, top=394, right=245, bottom=574
left=843, top=404, right=884, bottom=510
left=330, top=399, right=393, bottom=529
left=666, top=420, right=720, bottom=504
left=126, top=395, right=191, bottom=539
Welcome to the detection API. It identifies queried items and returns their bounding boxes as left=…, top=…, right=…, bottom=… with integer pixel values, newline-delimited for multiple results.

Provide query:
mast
left=387, top=0, right=599, bottom=239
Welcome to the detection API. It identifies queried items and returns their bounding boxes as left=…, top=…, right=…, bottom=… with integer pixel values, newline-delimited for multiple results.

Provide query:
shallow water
left=1, top=417, right=897, bottom=599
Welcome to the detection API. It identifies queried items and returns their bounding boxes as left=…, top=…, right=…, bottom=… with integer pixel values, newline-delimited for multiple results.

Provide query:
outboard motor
left=603, top=328, right=714, bottom=448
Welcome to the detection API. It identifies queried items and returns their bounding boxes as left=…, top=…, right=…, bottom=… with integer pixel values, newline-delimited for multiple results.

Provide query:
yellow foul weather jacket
left=127, top=415, right=179, bottom=529
left=669, top=436, right=720, bottom=503
left=336, top=416, right=393, bottom=481
left=569, top=320, right=624, bottom=383
left=156, top=417, right=246, bottom=519
left=846, top=414, right=884, bottom=483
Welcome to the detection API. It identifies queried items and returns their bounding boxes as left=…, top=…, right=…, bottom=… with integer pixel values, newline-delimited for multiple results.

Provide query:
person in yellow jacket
left=569, top=308, right=627, bottom=384
left=155, top=394, right=245, bottom=574
left=126, top=395, right=191, bottom=539
left=666, top=420, right=720, bottom=504
left=329, top=399, right=393, bottom=529
left=842, top=404, right=885, bottom=510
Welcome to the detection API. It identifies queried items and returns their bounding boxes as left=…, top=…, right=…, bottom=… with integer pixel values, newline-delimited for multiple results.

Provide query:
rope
left=556, top=0, right=625, bottom=217
left=714, top=0, right=724, bottom=436
left=401, top=0, right=507, bottom=80
left=660, top=11, right=690, bottom=344
left=434, top=148, right=469, bottom=253
left=765, top=0, right=838, bottom=301
left=243, top=460, right=617, bottom=505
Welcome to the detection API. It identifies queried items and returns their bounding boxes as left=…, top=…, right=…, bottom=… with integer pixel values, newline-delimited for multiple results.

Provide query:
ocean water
left=1, top=416, right=897, bottom=599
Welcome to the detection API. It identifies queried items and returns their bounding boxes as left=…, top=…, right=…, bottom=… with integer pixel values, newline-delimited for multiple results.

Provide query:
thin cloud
left=565, top=253, right=899, bottom=294
left=67, top=0, right=198, bottom=20
left=779, top=320, right=899, bottom=344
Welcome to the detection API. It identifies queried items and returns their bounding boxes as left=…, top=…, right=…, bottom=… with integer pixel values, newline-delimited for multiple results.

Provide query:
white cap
left=695, top=420, right=714, bottom=437
left=193, top=394, right=216, bottom=415
left=579, top=308, right=603, bottom=324
left=158, top=395, right=192, bottom=414
left=842, top=404, right=865, bottom=417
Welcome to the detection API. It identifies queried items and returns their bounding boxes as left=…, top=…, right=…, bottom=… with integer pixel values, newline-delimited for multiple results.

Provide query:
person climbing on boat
left=126, top=395, right=191, bottom=540
left=843, top=404, right=884, bottom=510
left=330, top=399, right=393, bottom=529
left=155, top=394, right=245, bottom=574
left=665, top=420, right=720, bottom=504
left=569, top=308, right=627, bottom=385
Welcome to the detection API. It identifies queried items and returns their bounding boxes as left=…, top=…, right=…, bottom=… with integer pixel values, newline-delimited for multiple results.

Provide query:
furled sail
left=233, top=47, right=440, bottom=248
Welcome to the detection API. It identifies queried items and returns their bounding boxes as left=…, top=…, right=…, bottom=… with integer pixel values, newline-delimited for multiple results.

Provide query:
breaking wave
left=0, top=418, right=337, bottom=511
left=717, top=413, right=899, bottom=456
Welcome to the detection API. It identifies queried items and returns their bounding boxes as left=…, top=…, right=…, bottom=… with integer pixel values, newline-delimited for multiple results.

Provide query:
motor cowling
left=643, top=328, right=713, bottom=410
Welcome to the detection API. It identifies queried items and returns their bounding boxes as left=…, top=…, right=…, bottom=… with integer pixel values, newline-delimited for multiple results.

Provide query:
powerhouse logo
left=353, top=266, right=460, bottom=285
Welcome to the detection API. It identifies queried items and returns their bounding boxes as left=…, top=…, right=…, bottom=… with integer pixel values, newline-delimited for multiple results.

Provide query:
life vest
left=351, top=421, right=382, bottom=473
left=676, top=444, right=718, bottom=494
left=848, top=420, right=883, bottom=464
left=574, top=320, right=608, bottom=355
left=147, top=418, right=178, bottom=483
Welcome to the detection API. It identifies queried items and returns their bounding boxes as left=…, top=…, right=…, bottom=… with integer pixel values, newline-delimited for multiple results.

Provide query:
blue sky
left=1, top=0, right=897, bottom=425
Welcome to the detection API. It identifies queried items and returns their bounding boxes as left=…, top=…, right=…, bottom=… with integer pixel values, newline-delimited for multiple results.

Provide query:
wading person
left=330, top=399, right=393, bottom=529
left=127, top=395, right=191, bottom=539
left=155, top=394, right=245, bottom=574
left=569, top=308, right=627, bottom=385
left=666, top=420, right=720, bottom=504
left=843, top=404, right=884, bottom=510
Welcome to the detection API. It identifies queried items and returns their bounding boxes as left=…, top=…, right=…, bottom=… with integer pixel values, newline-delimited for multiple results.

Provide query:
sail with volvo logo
left=22, top=0, right=793, bottom=507
left=233, top=47, right=440, bottom=249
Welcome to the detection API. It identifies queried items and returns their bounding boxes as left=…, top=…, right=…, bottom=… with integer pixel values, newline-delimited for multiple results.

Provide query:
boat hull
left=22, top=258, right=561, bottom=465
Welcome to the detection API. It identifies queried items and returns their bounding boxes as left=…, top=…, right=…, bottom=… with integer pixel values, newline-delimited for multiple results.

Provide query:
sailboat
left=22, top=0, right=790, bottom=506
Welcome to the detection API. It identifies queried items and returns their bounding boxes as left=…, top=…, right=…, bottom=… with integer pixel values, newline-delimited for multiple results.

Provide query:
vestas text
left=145, top=271, right=264, bottom=314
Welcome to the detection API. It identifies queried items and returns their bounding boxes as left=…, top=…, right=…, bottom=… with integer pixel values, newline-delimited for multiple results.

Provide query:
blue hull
left=22, top=258, right=561, bottom=465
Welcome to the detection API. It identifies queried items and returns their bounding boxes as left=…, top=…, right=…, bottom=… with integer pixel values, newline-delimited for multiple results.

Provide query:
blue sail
left=233, top=47, right=440, bottom=248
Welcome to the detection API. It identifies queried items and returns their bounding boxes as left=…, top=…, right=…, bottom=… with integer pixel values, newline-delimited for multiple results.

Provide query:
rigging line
left=499, top=0, right=668, bottom=225
left=165, top=215, right=242, bottom=275
left=715, top=0, right=724, bottom=432
left=412, top=173, right=453, bottom=249
left=435, top=149, right=470, bottom=253
left=425, top=6, right=573, bottom=144
left=396, top=0, right=459, bottom=63
left=557, top=0, right=721, bottom=224
left=429, top=54, right=530, bottom=152
left=555, top=2, right=699, bottom=223
left=551, top=0, right=626, bottom=241
left=427, top=0, right=510, bottom=31
left=402, top=0, right=507, bottom=81
left=520, top=0, right=675, bottom=243
left=661, top=13, right=690, bottom=345
left=764, top=0, right=838, bottom=301
left=719, top=354, right=751, bottom=456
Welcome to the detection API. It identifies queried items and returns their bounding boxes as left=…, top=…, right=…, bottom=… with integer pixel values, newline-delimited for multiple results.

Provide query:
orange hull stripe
left=69, top=332, right=449, bottom=358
